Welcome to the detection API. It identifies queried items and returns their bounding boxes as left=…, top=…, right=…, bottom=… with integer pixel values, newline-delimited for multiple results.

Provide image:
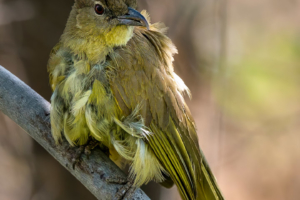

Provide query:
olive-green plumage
left=48, top=0, right=224, bottom=199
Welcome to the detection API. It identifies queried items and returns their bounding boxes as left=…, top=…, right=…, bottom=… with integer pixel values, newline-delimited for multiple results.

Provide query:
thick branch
left=0, top=65, right=150, bottom=200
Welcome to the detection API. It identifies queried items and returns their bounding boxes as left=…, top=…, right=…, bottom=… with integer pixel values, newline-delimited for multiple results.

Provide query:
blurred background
left=0, top=0, right=300, bottom=199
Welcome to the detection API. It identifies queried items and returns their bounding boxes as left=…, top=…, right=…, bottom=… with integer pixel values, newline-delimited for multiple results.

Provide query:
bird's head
left=61, top=0, right=149, bottom=62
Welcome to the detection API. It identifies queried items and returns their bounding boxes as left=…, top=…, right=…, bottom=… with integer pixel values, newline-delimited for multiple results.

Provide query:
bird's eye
left=95, top=4, right=104, bottom=15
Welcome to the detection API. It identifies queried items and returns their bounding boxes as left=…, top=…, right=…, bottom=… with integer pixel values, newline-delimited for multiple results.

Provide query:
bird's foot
left=105, top=176, right=128, bottom=184
left=70, top=145, right=84, bottom=169
left=83, top=140, right=99, bottom=159
left=69, top=140, right=99, bottom=169
left=113, top=179, right=136, bottom=200
left=104, top=176, right=136, bottom=200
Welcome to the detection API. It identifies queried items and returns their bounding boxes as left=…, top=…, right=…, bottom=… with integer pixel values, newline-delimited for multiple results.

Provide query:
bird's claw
left=70, top=146, right=84, bottom=169
left=70, top=140, right=99, bottom=169
left=104, top=176, right=128, bottom=184
left=113, top=180, right=136, bottom=200
left=104, top=175, right=136, bottom=200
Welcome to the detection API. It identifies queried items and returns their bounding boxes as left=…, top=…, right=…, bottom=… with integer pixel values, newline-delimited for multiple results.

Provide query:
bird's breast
left=50, top=49, right=121, bottom=145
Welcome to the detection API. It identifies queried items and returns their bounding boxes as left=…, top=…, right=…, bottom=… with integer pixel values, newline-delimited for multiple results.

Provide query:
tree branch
left=0, top=65, right=150, bottom=200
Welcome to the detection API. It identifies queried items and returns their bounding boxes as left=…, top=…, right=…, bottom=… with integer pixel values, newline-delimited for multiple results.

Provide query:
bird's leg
left=69, top=139, right=99, bottom=169
left=102, top=174, right=136, bottom=200
left=104, top=176, right=128, bottom=184
left=83, top=140, right=99, bottom=159
left=71, top=145, right=84, bottom=169
left=122, top=184, right=137, bottom=200
left=109, top=178, right=136, bottom=200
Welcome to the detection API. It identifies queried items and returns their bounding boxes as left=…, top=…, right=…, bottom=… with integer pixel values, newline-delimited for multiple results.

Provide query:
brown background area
left=0, top=0, right=300, bottom=199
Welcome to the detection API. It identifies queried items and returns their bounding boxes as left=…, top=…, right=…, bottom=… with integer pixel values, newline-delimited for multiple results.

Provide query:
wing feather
left=109, top=24, right=224, bottom=200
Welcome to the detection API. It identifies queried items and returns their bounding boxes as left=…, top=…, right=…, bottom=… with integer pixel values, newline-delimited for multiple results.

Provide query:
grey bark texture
left=0, top=65, right=150, bottom=200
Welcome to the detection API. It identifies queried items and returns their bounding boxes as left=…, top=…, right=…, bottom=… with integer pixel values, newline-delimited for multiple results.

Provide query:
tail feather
left=149, top=120, right=224, bottom=200
left=196, top=152, right=224, bottom=200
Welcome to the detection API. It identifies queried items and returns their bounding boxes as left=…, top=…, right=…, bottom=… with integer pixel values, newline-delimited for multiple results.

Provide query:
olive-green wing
left=109, top=27, right=224, bottom=200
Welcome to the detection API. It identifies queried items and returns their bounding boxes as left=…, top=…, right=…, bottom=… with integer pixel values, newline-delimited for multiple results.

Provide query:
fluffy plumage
left=48, top=1, right=224, bottom=199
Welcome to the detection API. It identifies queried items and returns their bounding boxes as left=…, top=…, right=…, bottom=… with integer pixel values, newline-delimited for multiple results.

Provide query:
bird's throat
left=105, top=26, right=134, bottom=49
left=61, top=26, right=134, bottom=64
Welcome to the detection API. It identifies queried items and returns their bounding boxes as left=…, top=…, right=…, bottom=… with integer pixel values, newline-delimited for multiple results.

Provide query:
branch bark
left=0, top=65, right=150, bottom=200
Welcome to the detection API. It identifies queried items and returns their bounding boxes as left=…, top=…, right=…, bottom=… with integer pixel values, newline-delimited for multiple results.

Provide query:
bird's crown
left=75, top=0, right=137, bottom=16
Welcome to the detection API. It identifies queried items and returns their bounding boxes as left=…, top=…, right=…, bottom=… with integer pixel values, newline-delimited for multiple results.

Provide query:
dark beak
left=118, top=7, right=149, bottom=30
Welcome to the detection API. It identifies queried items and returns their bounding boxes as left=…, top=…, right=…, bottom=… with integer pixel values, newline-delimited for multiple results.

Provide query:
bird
left=47, top=0, right=224, bottom=199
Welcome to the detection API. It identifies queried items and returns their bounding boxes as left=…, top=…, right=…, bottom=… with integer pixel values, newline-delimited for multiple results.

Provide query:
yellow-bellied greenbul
left=48, top=0, right=224, bottom=199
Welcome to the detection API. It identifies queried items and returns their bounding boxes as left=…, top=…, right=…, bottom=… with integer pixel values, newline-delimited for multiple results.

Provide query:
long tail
left=195, top=149, right=224, bottom=200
